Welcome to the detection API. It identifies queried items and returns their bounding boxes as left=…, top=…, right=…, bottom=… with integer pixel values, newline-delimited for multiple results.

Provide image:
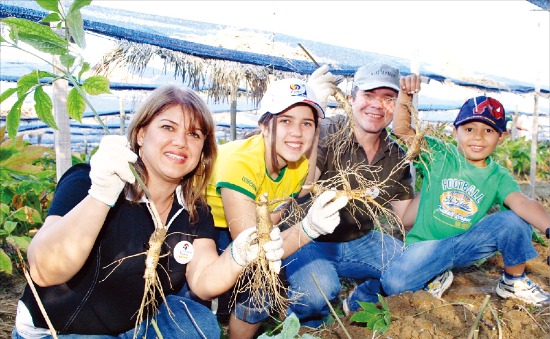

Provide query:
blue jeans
left=12, top=295, right=220, bottom=339
left=381, top=210, right=538, bottom=295
left=284, top=230, right=403, bottom=328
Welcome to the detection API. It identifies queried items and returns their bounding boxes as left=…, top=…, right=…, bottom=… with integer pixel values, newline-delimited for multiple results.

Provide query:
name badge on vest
left=173, top=241, right=194, bottom=264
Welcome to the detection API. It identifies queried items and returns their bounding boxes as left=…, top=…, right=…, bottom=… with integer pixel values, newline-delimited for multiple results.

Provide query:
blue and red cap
left=453, top=96, right=506, bottom=133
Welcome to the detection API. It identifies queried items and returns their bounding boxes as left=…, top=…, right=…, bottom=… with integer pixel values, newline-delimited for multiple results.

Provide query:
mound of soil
left=302, top=241, right=549, bottom=339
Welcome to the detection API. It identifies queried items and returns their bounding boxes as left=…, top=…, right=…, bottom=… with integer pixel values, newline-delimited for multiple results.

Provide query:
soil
left=1, top=183, right=549, bottom=339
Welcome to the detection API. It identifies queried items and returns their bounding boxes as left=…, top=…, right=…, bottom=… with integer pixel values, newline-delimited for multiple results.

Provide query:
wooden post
left=119, top=96, right=126, bottom=135
left=52, top=54, right=72, bottom=181
left=230, top=85, right=237, bottom=141
left=410, top=52, right=420, bottom=189
left=511, top=105, right=519, bottom=139
left=529, top=91, right=539, bottom=199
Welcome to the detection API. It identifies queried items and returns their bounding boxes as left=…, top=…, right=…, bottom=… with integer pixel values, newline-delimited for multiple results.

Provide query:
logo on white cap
left=288, top=83, right=307, bottom=97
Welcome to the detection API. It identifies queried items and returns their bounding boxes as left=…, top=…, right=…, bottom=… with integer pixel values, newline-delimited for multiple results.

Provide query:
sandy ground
left=301, top=241, right=549, bottom=339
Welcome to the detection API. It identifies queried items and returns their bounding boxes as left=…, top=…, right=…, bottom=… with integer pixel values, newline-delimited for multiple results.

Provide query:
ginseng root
left=232, top=194, right=290, bottom=318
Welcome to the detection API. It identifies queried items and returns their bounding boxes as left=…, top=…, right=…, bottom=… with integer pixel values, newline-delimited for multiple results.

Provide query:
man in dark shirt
left=283, top=63, right=416, bottom=328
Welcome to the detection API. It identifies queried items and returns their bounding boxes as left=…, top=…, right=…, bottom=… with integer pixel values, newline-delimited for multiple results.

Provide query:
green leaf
left=2, top=17, right=68, bottom=55
left=0, top=203, right=9, bottom=215
left=7, top=96, right=24, bottom=139
left=532, top=230, right=548, bottom=246
left=40, top=12, right=62, bottom=23
left=83, top=76, right=111, bottom=95
left=0, top=35, right=7, bottom=43
left=34, top=86, right=58, bottom=130
left=17, top=73, right=39, bottom=97
left=1, top=143, right=51, bottom=174
left=7, top=235, right=32, bottom=252
left=36, top=0, right=60, bottom=13
left=280, top=313, right=300, bottom=338
left=69, top=0, right=92, bottom=13
left=351, top=310, right=381, bottom=324
left=372, top=318, right=389, bottom=333
left=65, top=10, right=86, bottom=49
left=78, top=62, right=90, bottom=80
left=60, top=53, right=76, bottom=69
left=3, top=220, right=17, bottom=235
left=383, top=310, right=391, bottom=324
left=0, top=88, right=18, bottom=104
left=378, top=294, right=390, bottom=312
left=357, top=301, right=380, bottom=313
left=67, top=87, right=86, bottom=121
left=66, top=0, right=92, bottom=49
left=17, top=70, right=55, bottom=97
left=0, top=250, right=13, bottom=274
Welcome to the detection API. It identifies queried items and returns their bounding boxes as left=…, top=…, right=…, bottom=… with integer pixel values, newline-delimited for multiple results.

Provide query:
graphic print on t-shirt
left=433, top=178, right=484, bottom=230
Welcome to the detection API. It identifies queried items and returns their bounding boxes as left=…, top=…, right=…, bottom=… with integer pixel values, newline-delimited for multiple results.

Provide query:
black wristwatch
left=546, top=227, right=550, bottom=239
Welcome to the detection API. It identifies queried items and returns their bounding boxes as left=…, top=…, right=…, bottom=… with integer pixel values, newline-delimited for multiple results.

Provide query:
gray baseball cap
left=353, top=63, right=401, bottom=92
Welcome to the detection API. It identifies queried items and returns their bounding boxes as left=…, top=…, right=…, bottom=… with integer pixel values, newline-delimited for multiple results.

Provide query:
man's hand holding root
left=231, top=227, right=284, bottom=273
left=301, top=190, right=349, bottom=239
left=307, top=64, right=337, bottom=110
left=88, top=135, right=137, bottom=207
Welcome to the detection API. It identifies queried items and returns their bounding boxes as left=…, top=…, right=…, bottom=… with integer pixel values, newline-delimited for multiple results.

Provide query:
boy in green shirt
left=381, top=76, right=550, bottom=305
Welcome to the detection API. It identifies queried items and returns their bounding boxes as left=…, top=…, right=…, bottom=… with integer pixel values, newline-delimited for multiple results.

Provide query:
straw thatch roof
left=93, top=39, right=276, bottom=107
left=91, top=24, right=334, bottom=107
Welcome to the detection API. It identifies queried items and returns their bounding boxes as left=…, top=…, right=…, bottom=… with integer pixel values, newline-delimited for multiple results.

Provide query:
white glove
left=307, top=64, right=337, bottom=109
left=88, top=135, right=137, bottom=207
left=231, top=227, right=284, bottom=273
left=263, top=227, right=283, bottom=274
left=301, top=190, right=348, bottom=239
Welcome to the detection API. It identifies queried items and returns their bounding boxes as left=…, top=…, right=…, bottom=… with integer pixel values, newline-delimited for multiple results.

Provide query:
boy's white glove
left=231, top=227, right=284, bottom=273
left=307, top=64, right=337, bottom=110
left=301, top=190, right=348, bottom=239
left=88, top=135, right=138, bottom=207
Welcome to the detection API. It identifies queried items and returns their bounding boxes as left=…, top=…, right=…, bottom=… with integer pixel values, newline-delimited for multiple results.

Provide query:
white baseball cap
left=258, top=78, right=325, bottom=119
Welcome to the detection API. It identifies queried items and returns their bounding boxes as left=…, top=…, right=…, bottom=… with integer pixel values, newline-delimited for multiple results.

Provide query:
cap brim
left=357, top=81, right=400, bottom=92
left=260, top=97, right=325, bottom=119
left=454, top=117, right=504, bottom=133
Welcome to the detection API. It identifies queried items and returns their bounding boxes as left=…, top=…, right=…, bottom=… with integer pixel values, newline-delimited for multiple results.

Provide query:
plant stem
left=311, top=273, right=352, bottom=339
left=467, top=294, right=491, bottom=339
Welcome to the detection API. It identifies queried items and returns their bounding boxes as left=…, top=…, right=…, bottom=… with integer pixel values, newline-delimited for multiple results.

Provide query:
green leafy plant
left=0, top=127, right=56, bottom=274
left=258, top=313, right=319, bottom=339
left=492, top=137, right=550, bottom=181
left=0, top=0, right=111, bottom=139
left=350, top=294, right=391, bottom=334
left=532, top=230, right=548, bottom=247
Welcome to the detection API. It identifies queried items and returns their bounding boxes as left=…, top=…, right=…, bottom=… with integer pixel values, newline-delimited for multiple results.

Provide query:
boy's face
left=452, top=121, right=505, bottom=167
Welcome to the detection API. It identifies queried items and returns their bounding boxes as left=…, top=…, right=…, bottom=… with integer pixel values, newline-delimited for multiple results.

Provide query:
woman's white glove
left=307, top=64, right=337, bottom=110
left=88, top=135, right=138, bottom=207
left=231, top=227, right=284, bottom=273
left=301, top=190, right=348, bottom=239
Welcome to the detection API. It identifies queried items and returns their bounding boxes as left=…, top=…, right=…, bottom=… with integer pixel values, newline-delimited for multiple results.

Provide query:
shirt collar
left=125, top=184, right=187, bottom=210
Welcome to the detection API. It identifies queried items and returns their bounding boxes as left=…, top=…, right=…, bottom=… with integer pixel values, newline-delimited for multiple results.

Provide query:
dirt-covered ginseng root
left=303, top=164, right=407, bottom=239
left=103, top=200, right=177, bottom=339
left=133, top=216, right=171, bottom=338
left=232, top=193, right=290, bottom=318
